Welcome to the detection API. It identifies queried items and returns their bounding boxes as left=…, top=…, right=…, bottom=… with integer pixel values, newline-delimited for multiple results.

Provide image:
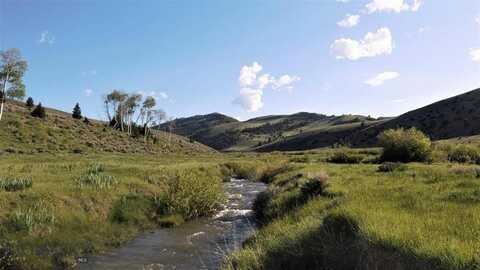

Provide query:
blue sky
left=2, top=0, right=479, bottom=121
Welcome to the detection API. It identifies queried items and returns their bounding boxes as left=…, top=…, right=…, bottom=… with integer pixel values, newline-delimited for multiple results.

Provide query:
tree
left=72, top=103, right=82, bottom=119
left=83, top=117, right=90, bottom=125
left=31, top=103, right=46, bottom=118
left=6, top=81, right=25, bottom=100
left=0, top=48, right=28, bottom=120
left=26, top=97, right=34, bottom=109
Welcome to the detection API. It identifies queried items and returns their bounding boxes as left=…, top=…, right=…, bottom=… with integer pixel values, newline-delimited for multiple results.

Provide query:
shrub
left=301, top=171, right=329, bottom=198
left=377, top=162, right=407, bottom=173
left=0, top=177, right=32, bottom=192
left=30, top=103, right=46, bottom=118
left=25, top=97, right=34, bottom=109
left=328, top=150, right=364, bottom=164
left=447, top=145, right=480, bottom=164
left=378, top=128, right=431, bottom=162
left=83, top=117, right=90, bottom=124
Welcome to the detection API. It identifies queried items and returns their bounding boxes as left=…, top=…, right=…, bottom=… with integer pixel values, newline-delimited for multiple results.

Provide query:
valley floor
left=0, top=150, right=479, bottom=270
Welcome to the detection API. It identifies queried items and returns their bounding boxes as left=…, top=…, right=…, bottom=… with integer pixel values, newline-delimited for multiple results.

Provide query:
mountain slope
left=160, top=88, right=480, bottom=152
left=0, top=101, right=214, bottom=155
left=160, top=111, right=386, bottom=151
left=350, top=88, right=480, bottom=146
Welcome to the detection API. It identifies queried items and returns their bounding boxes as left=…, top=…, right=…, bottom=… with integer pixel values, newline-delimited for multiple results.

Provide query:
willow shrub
left=378, top=128, right=432, bottom=163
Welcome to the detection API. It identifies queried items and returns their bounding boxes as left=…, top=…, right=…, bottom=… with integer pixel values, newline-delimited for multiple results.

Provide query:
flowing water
left=77, top=179, right=267, bottom=270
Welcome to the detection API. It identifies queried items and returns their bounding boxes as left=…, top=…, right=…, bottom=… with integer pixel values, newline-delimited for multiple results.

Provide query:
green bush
left=447, top=145, right=480, bottom=164
left=328, top=150, right=364, bottom=164
left=378, top=128, right=431, bottom=163
left=0, top=177, right=32, bottom=192
left=300, top=172, right=329, bottom=198
left=30, top=103, right=46, bottom=118
left=377, top=162, right=407, bottom=173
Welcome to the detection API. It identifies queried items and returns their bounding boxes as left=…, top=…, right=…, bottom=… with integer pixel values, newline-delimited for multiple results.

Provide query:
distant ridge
left=160, top=88, right=480, bottom=152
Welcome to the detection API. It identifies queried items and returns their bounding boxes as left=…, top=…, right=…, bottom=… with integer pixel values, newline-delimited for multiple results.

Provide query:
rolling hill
left=160, top=88, right=480, bottom=152
left=159, top=111, right=389, bottom=151
left=0, top=100, right=214, bottom=155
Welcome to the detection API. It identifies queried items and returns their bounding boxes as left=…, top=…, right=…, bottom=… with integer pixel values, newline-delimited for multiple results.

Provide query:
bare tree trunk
left=0, top=74, right=10, bottom=121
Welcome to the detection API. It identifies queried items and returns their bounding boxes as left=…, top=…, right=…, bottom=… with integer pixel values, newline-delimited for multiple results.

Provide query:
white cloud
left=233, top=88, right=264, bottom=112
left=337, top=14, right=360, bottom=28
left=365, top=0, right=421, bottom=14
left=239, top=62, right=263, bottom=87
left=137, top=90, right=169, bottom=100
left=476, top=14, right=480, bottom=25
left=336, top=0, right=350, bottom=2
left=365, top=72, right=399, bottom=86
left=38, top=31, right=55, bottom=45
left=331, top=27, right=393, bottom=60
left=392, top=99, right=405, bottom=103
left=470, top=48, right=480, bottom=62
left=84, top=89, right=93, bottom=97
left=273, top=75, right=301, bottom=90
left=233, top=62, right=300, bottom=112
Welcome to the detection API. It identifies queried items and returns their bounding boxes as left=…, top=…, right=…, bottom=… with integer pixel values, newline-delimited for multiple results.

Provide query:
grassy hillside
left=350, top=88, right=480, bottom=146
left=160, top=112, right=386, bottom=151
left=0, top=100, right=214, bottom=155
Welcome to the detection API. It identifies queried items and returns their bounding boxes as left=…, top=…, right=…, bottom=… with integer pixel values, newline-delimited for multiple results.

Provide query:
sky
left=1, top=0, right=479, bottom=121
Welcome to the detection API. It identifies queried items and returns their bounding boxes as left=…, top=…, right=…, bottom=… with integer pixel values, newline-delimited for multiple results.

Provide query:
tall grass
left=0, top=177, right=33, bottom=192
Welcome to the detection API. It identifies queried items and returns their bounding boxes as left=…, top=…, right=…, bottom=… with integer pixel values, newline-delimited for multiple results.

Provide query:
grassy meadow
left=223, top=147, right=480, bottom=270
left=0, top=141, right=479, bottom=269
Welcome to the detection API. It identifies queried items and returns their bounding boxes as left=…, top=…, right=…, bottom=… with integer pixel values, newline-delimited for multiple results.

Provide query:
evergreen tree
left=72, top=103, right=82, bottom=119
left=31, top=103, right=46, bottom=118
left=25, top=97, right=34, bottom=109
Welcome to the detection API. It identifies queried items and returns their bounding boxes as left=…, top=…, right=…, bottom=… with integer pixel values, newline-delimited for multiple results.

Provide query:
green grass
left=0, top=153, right=259, bottom=269
left=224, top=153, right=480, bottom=270
left=1, top=148, right=479, bottom=270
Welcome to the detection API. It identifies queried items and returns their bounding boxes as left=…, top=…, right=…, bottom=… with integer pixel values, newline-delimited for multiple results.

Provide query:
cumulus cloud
left=233, top=62, right=300, bottom=112
left=84, top=89, right=93, bottom=97
left=331, top=27, right=393, bottom=60
left=337, top=14, right=360, bottom=28
left=476, top=14, right=480, bottom=25
left=273, top=75, right=301, bottom=90
left=233, top=88, right=264, bottom=112
left=470, top=48, right=480, bottom=62
left=38, top=31, right=55, bottom=45
left=365, top=0, right=422, bottom=14
left=365, top=72, right=399, bottom=86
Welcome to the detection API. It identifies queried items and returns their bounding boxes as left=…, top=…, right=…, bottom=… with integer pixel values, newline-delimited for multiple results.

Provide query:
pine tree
left=72, top=103, right=82, bottom=119
left=31, top=103, right=46, bottom=118
left=25, top=97, right=34, bottom=109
